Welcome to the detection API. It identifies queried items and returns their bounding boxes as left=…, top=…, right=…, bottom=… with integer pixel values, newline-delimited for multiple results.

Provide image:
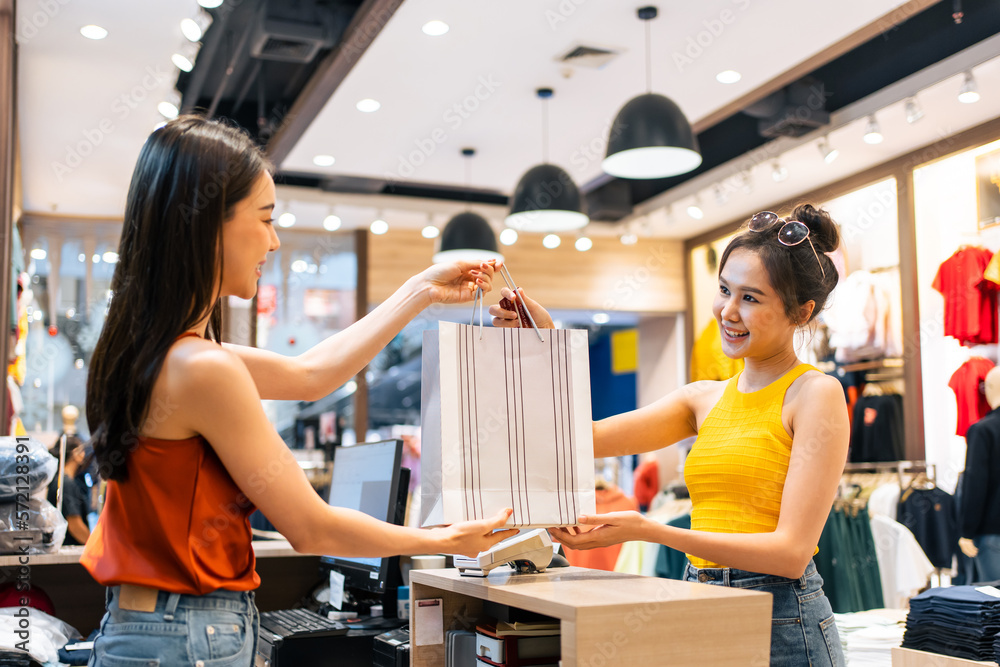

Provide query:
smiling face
left=220, top=171, right=279, bottom=300
left=713, top=248, right=801, bottom=360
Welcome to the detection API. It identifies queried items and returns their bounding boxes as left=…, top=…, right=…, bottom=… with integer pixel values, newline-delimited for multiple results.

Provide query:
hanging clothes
left=689, top=320, right=743, bottom=382
left=869, top=512, right=935, bottom=609
left=825, top=270, right=900, bottom=362
left=897, top=486, right=960, bottom=569
left=815, top=505, right=884, bottom=613
left=653, top=513, right=692, bottom=581
left=932, top=246, right=998, bottom=346
left=949, top=357, right=995, bottom=437
left=849, top=393, right=905, bottom=462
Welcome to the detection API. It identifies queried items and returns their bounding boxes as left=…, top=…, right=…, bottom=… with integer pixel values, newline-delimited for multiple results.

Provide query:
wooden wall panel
left=368, top=231, right=686, bottom=313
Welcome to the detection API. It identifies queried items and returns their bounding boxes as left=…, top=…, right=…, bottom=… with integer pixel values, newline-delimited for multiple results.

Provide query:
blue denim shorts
left=684, top=559, right=845, bottom=667
left=88, top=586, right=259, bottom=667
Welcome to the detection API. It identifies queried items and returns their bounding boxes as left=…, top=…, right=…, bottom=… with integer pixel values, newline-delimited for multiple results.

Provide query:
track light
left=818, top=137, right=839, bottom=164
left=771, top=161, right=788, bottom=182
left=904, top=96, right=924, bottom=124
left=713, top=183, right=728, bottom=206
left=687, top=197, right=704, bottom=220
left=863, top=115, right=883, bottom=144
left=958, top=71, right=980, bottom=104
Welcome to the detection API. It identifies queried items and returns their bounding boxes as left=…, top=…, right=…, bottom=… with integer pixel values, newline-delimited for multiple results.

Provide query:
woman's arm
left=175, top=343, right=517, bottom=557
left=552, top=373, right=849, bottom=579
left=225, top=260, right=496, bottom=401
left=490, top=287, right=709, bottom=458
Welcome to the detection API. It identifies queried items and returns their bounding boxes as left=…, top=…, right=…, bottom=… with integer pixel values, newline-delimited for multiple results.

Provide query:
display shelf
left=409, top=566, right=771, bottom=667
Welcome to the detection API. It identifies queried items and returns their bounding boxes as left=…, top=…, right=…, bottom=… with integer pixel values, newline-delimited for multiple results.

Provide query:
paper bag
left=420, top=322, right=595, bottom=528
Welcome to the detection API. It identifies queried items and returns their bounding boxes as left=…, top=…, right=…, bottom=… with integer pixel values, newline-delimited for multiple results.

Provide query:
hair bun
left=791, top=203, right=839, bottom=254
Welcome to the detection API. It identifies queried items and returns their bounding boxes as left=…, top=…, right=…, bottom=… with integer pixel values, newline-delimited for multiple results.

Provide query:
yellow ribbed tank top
left=685, top=363, right=817, bottom=569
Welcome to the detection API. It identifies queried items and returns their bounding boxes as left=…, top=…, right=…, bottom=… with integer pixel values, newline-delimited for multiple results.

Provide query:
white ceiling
left=283, top=0, right=916, bottom=192
left=15, top=0, right=1000, bottom=243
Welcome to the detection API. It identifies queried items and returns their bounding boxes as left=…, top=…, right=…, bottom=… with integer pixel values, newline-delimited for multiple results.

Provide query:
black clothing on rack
left=898, top=487, right=959, bottom=569
left=961, top=407, right=1000, bottom=539
left=850, top=394, right=905, bottom=462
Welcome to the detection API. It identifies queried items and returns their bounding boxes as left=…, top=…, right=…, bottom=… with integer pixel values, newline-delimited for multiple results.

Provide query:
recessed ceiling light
left=323, top=215, right=341, bottom=231
left=312, top=154, right=336, bottom=167
left=291, top=259, right=308, bottom=273
left=421, top=225, right=440, bottom=239
left=592, top=312, right=611, bottom=324
left=102, top=251, right=119, bottom=263
left=370, top=219, right=389, bottom=235
left=422, top=20, right=449, bottom=36
left=686, top=203, right=704, bottom=220
left=29, top=248, right=46, bottom=260
left=542, top=234, right=561, bottom=249
left=620, top=232, right=638, bottom=245
left=80, top=25, right=108, bottom=40
left=180, top=18, right=203, bottom=42
left=575, top=236, right=593, bottom=252
left=157, top=101, right=179, bottom=119
left=356, top=98, right=381, bottom=113
left=277, top=212, right=296, bottom=228
left=171, top=53, right=194, bottom=72
left=198, top=0, right=224, bottom=7
left=716, top=70, right=741, bottom=84
left=499, top=228, right=518, bottom=246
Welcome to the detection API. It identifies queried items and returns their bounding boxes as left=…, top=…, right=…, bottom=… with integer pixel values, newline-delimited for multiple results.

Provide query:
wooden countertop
left=410, top=566, right=767, bottom=620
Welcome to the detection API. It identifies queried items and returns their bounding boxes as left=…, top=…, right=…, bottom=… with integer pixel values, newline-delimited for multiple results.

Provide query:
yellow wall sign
left=611, top=329, right=638, bottom=374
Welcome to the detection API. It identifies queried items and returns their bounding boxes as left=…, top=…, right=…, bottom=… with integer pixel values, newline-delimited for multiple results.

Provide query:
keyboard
left=259, top=608, right=350, bottom=639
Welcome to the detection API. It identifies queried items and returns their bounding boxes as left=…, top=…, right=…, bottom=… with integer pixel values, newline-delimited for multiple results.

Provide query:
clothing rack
left=868, top=264, right=900, bottom=274
left=842, top=460, right=934, bottom=490
left=838, top=358, right=904, bottom=373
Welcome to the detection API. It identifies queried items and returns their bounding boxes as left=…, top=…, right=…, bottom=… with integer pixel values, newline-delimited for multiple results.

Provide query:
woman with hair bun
left=492, top=204, right=848, bottom=666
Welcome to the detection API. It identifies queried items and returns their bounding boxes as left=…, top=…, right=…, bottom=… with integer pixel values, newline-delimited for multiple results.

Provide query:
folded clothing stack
left=834, top=609, right=906, bottom=666
left=901, top=586, right=1000, bottom=661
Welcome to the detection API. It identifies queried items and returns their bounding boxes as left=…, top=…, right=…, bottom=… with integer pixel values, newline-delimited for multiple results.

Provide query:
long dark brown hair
left=87, top=116, right=271, bottom=481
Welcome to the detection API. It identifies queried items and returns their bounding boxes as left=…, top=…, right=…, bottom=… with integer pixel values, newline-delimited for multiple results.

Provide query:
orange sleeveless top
left=81, top=334, right=260, bottom=595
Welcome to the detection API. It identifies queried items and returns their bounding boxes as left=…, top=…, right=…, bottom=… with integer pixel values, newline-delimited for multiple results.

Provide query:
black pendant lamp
left=505, top=88, right=589, bottom=232
left=602, top=6, right=702, bottom=179
left=433, top=148, right=504, bottom=264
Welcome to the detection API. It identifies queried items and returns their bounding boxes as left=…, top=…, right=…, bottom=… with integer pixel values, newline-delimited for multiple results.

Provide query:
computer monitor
left=320, top=439, right=409, bottom=605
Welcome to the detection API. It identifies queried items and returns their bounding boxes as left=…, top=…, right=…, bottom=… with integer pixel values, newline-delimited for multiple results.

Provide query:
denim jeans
left=88, top=586, right=259, bottom=667
left=974, top=534, right=1000, bottom=582
left=684, top=559, right=845, bottom=667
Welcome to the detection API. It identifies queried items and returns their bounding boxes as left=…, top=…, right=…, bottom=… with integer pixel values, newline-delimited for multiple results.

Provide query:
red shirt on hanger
left=932, top=247, right=998, bottom=346
left=949, top=357, right=996, bottom=437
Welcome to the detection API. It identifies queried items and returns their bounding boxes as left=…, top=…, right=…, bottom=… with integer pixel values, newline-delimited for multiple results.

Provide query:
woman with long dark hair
left=81, top=116, right=516, bottom=666
left=493, top=205, right=849, bottom=666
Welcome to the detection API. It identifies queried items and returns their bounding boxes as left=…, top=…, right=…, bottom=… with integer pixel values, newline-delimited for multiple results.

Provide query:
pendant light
left=433, top=148, right=504, bottom=264
left=505, top=88, right=589, bottom=232
left=602, top=6, right=702, bottom=179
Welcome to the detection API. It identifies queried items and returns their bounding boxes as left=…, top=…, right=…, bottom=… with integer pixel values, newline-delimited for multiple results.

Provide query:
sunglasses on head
left=747, top=211, right=825, bottom=279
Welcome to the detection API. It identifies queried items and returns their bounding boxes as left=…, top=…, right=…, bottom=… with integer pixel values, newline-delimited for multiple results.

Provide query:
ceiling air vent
left=558, top=45, right=620, bottom=70
left=249, top=0, right=336, bottom=64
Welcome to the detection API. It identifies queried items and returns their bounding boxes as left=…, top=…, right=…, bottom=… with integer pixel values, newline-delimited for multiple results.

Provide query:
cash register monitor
left=320, top=439, right=408, bottom=603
